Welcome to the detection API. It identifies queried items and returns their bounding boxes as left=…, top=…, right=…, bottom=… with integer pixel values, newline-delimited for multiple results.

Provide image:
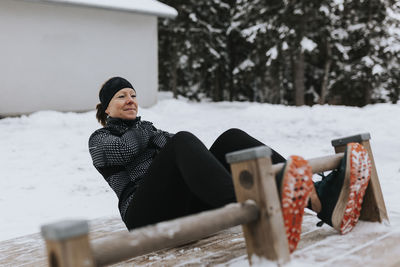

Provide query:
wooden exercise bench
left=36, top=133, right=389, bottom=266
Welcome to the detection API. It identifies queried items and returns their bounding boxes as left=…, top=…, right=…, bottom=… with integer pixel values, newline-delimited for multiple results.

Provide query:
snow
left=266, top=46, right=278, bottom=66
left=241, top=23, right=269, bottom=43
left=333, top=0, right=344, bottom=11
left=348, top=23, right=365, bottom=32
left=233, top=59, right=255, bottom=74
left=300, top=37, right=317, bottom=52
left=1, top=93, right=399, bottom=251
left=266, top=46, right=278, bottom=59
left=189, top=13, right=198, bottom=22
left=331, top=29, right=349, bottom=40
left=209, top=47, right=221, bottom=59
left=36, top=0, right=178, bottom=18
left=282, top=41, right=289, bottom=50
left=334, top=43, right=350, bottom=60
left=319, top=5, right=329, bottom=16
left=372, top=64, right=384, bottom=75
left=361, top=56, right=374, bottom=67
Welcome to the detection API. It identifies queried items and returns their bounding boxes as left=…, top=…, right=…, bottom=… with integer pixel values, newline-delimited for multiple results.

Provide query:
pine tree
left=379, top=1, right=400, bottom=103
left=158, top=0, right=400, bottom=105
left=328, top=0, right=395, bottom=106
left=158, top=0, right=232, bottom=101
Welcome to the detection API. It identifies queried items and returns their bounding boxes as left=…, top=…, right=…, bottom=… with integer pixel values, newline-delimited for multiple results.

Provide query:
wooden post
left=226, top=146, right=290, bottom=265
left=41, top=220, right=95, bottom=267
left=331, top=133, right=389, bottom=223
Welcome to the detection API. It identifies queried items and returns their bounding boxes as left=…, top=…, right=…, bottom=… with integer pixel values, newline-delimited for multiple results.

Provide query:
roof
left=30, top=0, right=178, bottom=19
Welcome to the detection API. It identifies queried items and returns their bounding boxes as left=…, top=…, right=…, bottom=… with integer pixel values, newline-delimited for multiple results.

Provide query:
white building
left=0, top=0, right=177, bottom=116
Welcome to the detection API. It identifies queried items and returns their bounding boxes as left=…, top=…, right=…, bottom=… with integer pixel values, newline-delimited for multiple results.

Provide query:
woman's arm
left=143, top=122, right=174, bottom=149
left=89, top=128, right=151, bottom=167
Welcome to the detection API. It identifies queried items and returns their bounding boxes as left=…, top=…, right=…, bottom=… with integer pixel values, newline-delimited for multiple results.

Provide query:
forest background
left=158, top=0, right=400, bottom=106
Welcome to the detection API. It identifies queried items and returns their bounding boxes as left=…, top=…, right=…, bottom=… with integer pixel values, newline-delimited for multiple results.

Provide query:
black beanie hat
left=99, top=77, right=135, bottom=112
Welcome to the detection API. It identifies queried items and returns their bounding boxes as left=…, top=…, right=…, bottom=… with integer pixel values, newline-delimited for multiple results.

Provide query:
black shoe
left=276, top=155, right=313, bottom=253
left=315, top=143, right=371, bottom=234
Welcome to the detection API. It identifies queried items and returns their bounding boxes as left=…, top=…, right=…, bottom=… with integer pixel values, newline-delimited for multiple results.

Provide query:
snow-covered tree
left=327, top=0, right=395, bottom=106
left=158, top=0, right=400, bottom=105
left=158, top=0, right=231, bottom=101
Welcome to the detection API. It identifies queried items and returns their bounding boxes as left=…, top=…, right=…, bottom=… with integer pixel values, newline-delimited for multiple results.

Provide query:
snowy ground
left=0, top=92, right=399, bottom=244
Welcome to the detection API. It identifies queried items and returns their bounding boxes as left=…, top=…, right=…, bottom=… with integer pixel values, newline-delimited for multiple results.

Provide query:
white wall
left=0, top=0, right=158, bottom=115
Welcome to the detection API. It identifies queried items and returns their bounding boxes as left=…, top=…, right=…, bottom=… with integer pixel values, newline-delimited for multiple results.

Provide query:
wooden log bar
left=271, top=152, right=344, bottom=175
left=92, top=200, right=259, bottom=266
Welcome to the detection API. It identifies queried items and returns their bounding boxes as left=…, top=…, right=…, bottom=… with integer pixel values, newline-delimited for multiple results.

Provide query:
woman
left=89, top=77, right=371, bottom=252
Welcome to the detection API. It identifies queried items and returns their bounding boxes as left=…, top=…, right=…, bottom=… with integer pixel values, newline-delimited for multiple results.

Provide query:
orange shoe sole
left=280, top=155, right=313, bottom=253
left=332, top=142, right=372, bottom=234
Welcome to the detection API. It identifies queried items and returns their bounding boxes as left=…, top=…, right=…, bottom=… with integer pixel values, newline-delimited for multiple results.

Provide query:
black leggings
left=124, top=128, right=286, bottom=230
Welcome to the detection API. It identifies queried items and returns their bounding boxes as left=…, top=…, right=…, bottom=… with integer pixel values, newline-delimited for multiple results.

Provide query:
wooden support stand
left=331, top=133, right=389, bottom=223
left=38, top=134, right=389, bottom=266
left=41, top=220, right=94, bottom=267
left=226, top=146, right=290, bottom=265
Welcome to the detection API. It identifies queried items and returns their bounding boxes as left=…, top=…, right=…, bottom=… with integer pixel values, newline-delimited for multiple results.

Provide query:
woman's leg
left=125, top=131, right=236, bottom=230
left=208, top=128, right=323, bottom=213
left=209, top=128, right=286, bottom=172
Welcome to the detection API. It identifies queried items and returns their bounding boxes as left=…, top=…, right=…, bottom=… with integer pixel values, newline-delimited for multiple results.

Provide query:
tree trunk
left=270, top=67, right=280, bottom=104
left=319, top=41, right=332, bottom=105
left=171, top=54, right=178, bottom=99
left=364, top=0, right=373, bottom=105
left=214, top=68, right=220, bottom=101
left=364, top=83, right=372, bottom=105
left=294, top=50, right=305, bottom=106
left=227, top=33, right=235, bottom=102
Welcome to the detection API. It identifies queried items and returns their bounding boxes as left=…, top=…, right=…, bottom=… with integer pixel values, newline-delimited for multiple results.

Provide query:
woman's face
left=105, top=88, right=138, bottom=120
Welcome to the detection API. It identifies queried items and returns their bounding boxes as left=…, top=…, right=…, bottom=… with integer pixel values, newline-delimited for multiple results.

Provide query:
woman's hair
left=96, top=103, right=107, bottom=126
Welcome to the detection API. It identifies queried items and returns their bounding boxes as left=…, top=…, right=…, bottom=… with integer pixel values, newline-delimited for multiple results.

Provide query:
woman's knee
left=224, top=128, right=244, bottom=135
left=173, top=131, right=196, bottom=139
left=215, top=128, right=247, bottom=143
left=170, top=131, right=200, bottom=144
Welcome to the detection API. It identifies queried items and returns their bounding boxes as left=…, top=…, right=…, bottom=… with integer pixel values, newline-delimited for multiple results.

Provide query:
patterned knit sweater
left=88, top=117, right=173, bottom=221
